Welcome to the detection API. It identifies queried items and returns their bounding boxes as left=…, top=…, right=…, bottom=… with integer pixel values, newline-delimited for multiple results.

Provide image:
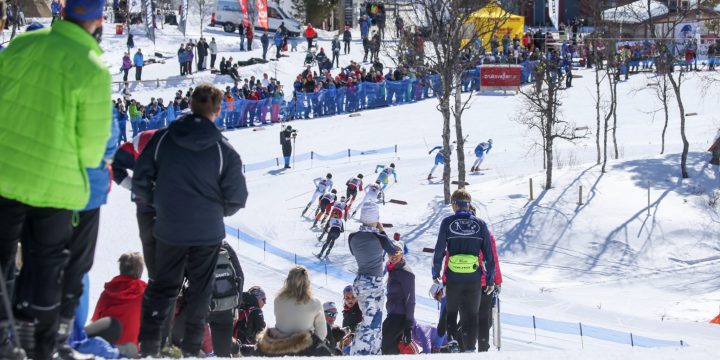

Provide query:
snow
left=21, top=11, right=719, bottom=358
left=601, top=1, right=669, bottom=24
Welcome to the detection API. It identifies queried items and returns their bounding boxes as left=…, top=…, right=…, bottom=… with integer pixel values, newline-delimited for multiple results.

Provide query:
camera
left=291, top=130, right=298, bottom=138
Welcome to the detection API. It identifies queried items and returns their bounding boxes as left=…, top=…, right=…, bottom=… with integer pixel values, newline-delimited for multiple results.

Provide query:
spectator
left=305, top=23, right=317, bottom=50
left=238, top=22, right=245, bottom=51
left=133, top=48, right=144, bottom=81
left=381, top=240, right=415, bottom=355
left=234, top=286, right=267, bottom=354
left=316, top=48, right=328, bottom=73
left=206, top=241, right=244, bottom=358
left=209, top=38, right=218, bottom=69
left=280, top=125, right=296, bottom=168
left=261, top=30, right=269, bottom=60
left=347, top=202, right=397, bottom=355
left=359, top=15, right=370, bottom=39
left=255, top=266, right=332, bottom=357
left=0, top=2, right=112, bottom=358
left=274, top=31, right=283, bottom=60
left=127, top=33, right=134, bottom=52
left=186, top=44, right=194, bottom=75
left=343, top=24, right=352, bottom=54
left=121, top=52, right=132, bottom=82
left=341, top=285, right=362, bottom=332
left=91, top=253, right=147, bottom=357
left=322, top=302, right=343, bottom=354
left=290, top=36, right=299, bottom=52
left=178, top=43, right=187, bottom=76
left=219, top=56, right=228, bottom=74
left=197, top=38, right=208, bottom=71
left=134, top=84, right=248, bottom=357
left=246, top=25, right=254, bottom=51
left=332, top=35, right=341, bottom=68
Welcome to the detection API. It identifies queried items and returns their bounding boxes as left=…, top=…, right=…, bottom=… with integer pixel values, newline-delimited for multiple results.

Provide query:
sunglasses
left=325, top=311, right=338, bottom=317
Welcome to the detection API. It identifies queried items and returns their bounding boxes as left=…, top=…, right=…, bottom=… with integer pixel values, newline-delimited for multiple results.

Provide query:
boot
left=16, top=321, right=34, bottom=359
left=139, top=341, right=161, bottom=358
left=54, top=318, right=95, bottom=359
left=427, top=173, right=432, bottom=180
left=182, top=349, right=206, bottom=358
left=0, top=321, right=26, bottom=360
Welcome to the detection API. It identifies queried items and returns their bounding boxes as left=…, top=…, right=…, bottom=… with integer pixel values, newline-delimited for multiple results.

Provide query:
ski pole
left=292, top=136, right=296, bottom=168
left=0, top=266, right=22, bottom=354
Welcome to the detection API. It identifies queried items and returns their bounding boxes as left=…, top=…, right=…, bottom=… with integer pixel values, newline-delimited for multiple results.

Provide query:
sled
left=492, top=293, right=501, bottom=350
left=381, top=223, right=393, bottom=228
left=685, top=112, right=698, bottom=117
left=388, top=199, right=407, bottom=205
left=451, top=181, right=470, bottom=186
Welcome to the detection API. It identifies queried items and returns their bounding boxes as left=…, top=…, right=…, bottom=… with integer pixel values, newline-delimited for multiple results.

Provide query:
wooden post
left=578, top=185, right=583, bottom=205
left=579, top=322, right=584, bottom=349
left=157, top=78, right=160, bottom=87
left=263, top=241, right=266, bottom=262
left=532, top=315, right=537, bottom=341
left=630, top=332, right=634, bottom=347
left=294, top=253, right=297, bottom=265
left=529, top=178, right=534, bottom=200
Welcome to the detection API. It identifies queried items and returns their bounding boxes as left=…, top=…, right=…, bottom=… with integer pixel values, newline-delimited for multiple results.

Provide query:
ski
left=388, top=199, right=407, bottom=205
left=492, top=292, right=501, bottom=351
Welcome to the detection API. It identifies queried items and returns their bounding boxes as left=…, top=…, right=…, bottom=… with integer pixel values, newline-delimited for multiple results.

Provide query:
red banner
left=241, top=0, right=248, bottom=27
left=257, top=0, right=268, bottom=30
left=480, top=65, right=521, bottom=91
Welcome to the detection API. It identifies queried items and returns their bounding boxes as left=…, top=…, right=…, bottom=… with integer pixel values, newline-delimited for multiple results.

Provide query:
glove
left=494, top=284, right=501, bottom=295
left=429, top=282, right=444, bottom=301
left=119, top=177, right=132, bottom=190
left=484, top=285, right=495, bottom=295
left=401, top=321, right=413, bottom=343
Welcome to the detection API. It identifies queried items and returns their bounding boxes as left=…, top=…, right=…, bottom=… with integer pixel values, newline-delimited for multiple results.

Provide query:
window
left=268, top=7, right=282, bottom=20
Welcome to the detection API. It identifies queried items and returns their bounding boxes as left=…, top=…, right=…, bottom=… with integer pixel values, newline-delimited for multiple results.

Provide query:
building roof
left=601, top=0, right=669, bottom=24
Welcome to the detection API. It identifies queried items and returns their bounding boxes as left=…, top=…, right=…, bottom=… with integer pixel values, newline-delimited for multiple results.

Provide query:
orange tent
left=711, top=313, right=720, bottom=324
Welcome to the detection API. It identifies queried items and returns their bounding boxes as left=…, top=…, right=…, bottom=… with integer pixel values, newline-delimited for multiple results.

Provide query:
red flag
left=241, top=0, right=249, bottom=27
left=257, top=0, right=268, bottom=30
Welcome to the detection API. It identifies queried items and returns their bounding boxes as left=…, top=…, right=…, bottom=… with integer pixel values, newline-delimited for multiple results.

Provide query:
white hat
left=359, top=202, right=380, bottom=225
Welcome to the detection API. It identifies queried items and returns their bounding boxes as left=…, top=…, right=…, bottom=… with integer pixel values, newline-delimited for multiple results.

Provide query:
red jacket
left=305, top=26, right=317, bottom=39
left=92, top=275, right=147, bottom=347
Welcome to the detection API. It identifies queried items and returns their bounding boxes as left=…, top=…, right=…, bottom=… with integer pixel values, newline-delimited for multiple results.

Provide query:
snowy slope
left=76, top=13, right=720, bottom=358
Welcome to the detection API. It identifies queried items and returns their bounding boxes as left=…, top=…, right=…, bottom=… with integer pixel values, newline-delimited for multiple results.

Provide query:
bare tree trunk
left=453, top=80, right=467, bottom=188
left=440, top=96, right=453, bottom=203
left=595, top=59, right=602, bottom=164
left=602, top=76, right=613, bottom=173
left=667, top=73, right=690, bottom=178
left=660, top=76, right=669, bottom=154
left=612, top=75, right=619, bottom=159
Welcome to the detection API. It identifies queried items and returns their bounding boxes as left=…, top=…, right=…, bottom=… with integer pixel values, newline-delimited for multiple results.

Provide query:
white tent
left=601, top=0, right=669, bottom=24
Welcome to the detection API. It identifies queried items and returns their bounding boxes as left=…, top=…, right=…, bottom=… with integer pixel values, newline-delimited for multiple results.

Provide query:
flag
left=143, top=0, right=155, bottom=43
left=257, top=0, right=268, bottom=30
left=178, top=0, right=188, bottom=36
left=548, top=0, right=559, bottom=30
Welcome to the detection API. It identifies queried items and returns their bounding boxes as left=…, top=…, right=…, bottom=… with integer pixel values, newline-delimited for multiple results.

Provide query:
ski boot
left=427, top=173, right=433, bottom=180
left=301, top=205, right=310, bottom=217
left=447, top=340, right=460, bottom=353
left=0, top=321, right=26, bottom=360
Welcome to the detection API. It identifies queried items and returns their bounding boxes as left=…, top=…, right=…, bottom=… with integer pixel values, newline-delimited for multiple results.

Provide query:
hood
left=242, top=291, right=261, bottom=308
left=168, top=114, right=222, bottom=152
left=102, top=275, right=147, bottom=302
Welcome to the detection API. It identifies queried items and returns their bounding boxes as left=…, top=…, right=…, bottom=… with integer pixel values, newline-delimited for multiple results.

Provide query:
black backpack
left=210, top=246, right=242, bottom=312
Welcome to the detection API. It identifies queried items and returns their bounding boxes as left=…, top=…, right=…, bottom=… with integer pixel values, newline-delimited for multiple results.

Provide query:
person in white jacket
left=256, top=266, right=332, bottom=356
left=209, top=38, right=218, bottom=69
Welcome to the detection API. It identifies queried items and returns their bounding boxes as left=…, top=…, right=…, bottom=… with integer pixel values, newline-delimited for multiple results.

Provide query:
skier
left=351, top=180, right=383, bottom=218
left=328, top=195, right=350, bottom=222
left=374, top=163, right=397, bottom=189
left=316, top=214, right=345, bottom=259
left=302, top=173, right=334, bottom=217
left=345, top=174, right=364, bottom=203
left=427, top=145, right=454, bottom=180
left=313, top=189, right=338, bottom=228
left=470, top=139, right=493, bottom=172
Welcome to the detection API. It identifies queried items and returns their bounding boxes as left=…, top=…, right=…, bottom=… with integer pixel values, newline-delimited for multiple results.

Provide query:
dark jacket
left=432, top=211, right=495, bottom=284
left=348, top=228, right=396, bottom=277
left=386, top=261, right=415, bottom=323
left=132, top=114, right=248, bottom=246
left=342, top=303, right=362, bottom=332
left=235, top=292, right=266, bottom=345
left=280, top=128, right=293, bottom=150
left=261, top=33, right=269, bottom=47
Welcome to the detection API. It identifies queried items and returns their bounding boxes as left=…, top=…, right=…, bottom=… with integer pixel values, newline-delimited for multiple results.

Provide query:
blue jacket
left=274, top=32, right=283, bottom=47
left=359, top=19, right=369, bottom=38
left=133, top=52, right=144, bottom=66
left=51, top=1, right=62, bottom=15
left=474, top=142, right=492, bottom=157
left=83, top=107, right=119, bottom=211
left=432, top=211, right=495, bottom=284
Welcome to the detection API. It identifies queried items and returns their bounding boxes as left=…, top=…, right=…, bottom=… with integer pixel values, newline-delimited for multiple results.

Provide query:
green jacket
left=128, top=103, right=141, bottom=119
left=0, top=20, right=111, bottom=210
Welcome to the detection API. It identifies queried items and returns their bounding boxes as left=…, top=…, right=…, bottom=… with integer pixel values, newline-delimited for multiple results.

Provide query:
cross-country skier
left=470, top=139, right=493, bottom=173
left=427, top=145, right=454, bottom=180
left=313, top=189, right=338, bottom=227
left=316, top=214, right=345, bottom=259
left=351, top=180, right=383, bottom=218
left=346, top=174, right=364, bottom=203
left=374, top=163, right=397, bottom=189
left=329, top=195, right=350, bottom=221
left=302, top=173, right=334, bottom=217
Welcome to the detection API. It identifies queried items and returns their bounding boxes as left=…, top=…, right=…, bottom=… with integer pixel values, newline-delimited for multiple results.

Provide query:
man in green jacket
left=0, top=1, right=111, bottom=359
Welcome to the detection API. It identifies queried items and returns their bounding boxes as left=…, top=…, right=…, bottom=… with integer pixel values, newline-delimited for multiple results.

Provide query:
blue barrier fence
left=242, top=145, right=397, bottom=173
left=224, top=224, right=685, bottom=348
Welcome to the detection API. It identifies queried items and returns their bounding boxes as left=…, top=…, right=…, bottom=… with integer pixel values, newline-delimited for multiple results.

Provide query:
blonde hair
left=277, top=266, right=313, bottom=303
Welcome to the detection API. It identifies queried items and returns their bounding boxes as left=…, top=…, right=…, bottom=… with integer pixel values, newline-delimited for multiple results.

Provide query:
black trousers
left=332, top=53, right=339, bottom=68
left=198, top=55, right=205, bottom=71
left=306, top=37, right=313, bottom=49
left=318, top=230, right=340, bottom=258
left=60, top=209, right=100, bottom=319
left=381, top=314, right=406, bottom=355
left=211, top=54, right=217, bottom=68
left=445, top=281, right=481, bottom=351
left=344, top=41, right=350, bottom=54
left=123, top=68, right=129, bottom=82
left=276, top=46, right=281, bottom=60
left=262, top=46, right=268, bottom=60
left=0, top=196, right=72, bottom=360
left=136, top=209, right=157, bottom=280
left=208, top=310, right=234, bottom=357
left=138, top=241, right=220, bottom=354
left=135, top=66, right=142, bottom=80
left=476, top=288, right=493, bottom=352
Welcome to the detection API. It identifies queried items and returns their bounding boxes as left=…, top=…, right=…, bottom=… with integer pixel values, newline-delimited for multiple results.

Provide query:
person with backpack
left=431, top=189, right=495, bottom=352
left=234, top=286, right=267, bottom=355
left=207, top=241, right=244, bottom=358
left=134, top=84, right=248, bottom=358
